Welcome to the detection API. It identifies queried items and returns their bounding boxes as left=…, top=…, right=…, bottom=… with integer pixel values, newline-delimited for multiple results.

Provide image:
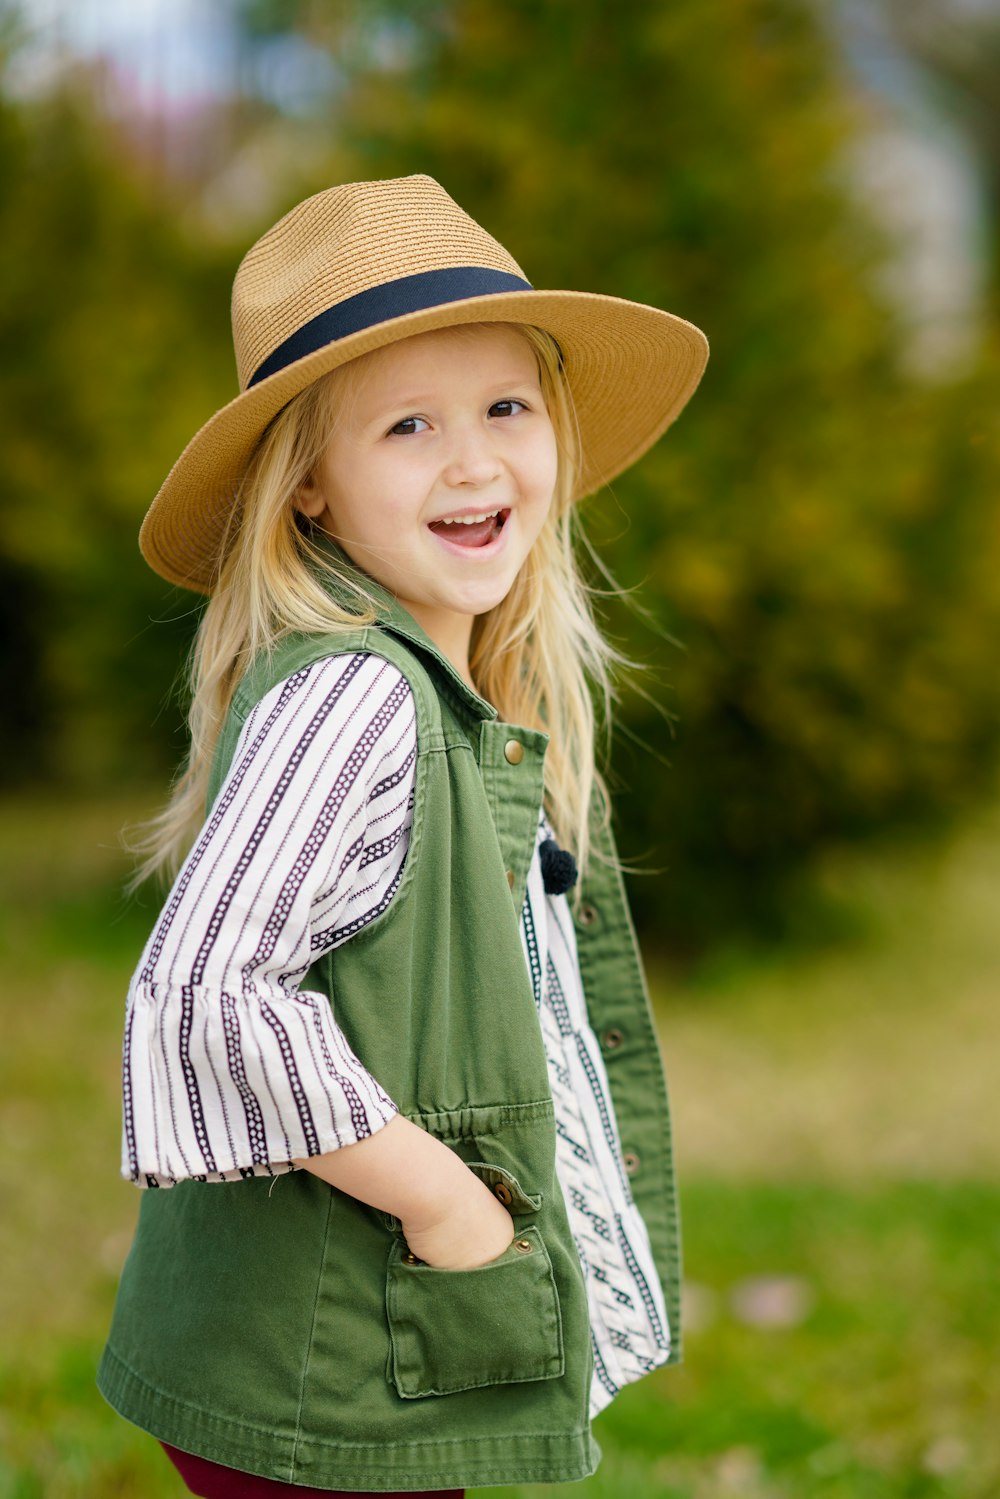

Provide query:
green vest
left=97, top=541, right=682, bottom=1490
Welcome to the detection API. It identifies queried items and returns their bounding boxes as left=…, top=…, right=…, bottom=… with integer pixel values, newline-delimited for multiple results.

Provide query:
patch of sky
left=824, top=0, right=989, bottom=379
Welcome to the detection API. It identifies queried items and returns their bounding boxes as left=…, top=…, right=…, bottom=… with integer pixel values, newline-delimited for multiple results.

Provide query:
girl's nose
left=440, top=426, right=503, bottom=488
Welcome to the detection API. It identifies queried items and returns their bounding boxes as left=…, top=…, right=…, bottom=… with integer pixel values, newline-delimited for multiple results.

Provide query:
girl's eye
left=388, top=416, right=430, bottom=437
left=387, top=399, right=528, bottom=437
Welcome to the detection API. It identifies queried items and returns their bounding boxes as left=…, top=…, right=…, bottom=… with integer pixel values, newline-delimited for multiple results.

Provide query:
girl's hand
left=294, top=1113, right=516, bottom=1268
left=401, top=1169, right=515, bottom=1269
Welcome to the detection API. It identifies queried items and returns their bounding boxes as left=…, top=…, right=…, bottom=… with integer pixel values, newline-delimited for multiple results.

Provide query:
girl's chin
left=401, top=574, right=515, bottom=625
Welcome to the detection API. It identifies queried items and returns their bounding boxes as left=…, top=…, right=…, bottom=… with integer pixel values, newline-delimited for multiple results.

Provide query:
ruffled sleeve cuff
left=121, top=979, right=399, bottom=1189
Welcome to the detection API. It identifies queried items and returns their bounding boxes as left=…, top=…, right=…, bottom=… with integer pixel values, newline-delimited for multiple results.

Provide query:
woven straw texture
left=140, top=174, right=710, bottom=593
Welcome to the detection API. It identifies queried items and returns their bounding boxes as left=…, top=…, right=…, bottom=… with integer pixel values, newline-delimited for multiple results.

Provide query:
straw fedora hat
left=139, top=172, right=709, bottom=593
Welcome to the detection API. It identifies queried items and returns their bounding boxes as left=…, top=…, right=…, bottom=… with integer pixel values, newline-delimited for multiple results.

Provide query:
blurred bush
left=0, top=68, right=233, bottom=787
left=3, top=0, right=1000, bottom=954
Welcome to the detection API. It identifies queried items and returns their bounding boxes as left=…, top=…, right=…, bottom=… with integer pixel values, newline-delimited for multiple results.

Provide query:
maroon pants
left=160, top=1442, right=463, bottom=1499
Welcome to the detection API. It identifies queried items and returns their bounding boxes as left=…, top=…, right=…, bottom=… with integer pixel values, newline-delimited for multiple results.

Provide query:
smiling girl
left=97, top=173, right=708, bottom=1498
left=293, top=324, right=558, bottom=691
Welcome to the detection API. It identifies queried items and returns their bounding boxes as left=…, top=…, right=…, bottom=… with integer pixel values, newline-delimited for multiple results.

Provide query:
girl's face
left=294, top=324, right=559, bottom=686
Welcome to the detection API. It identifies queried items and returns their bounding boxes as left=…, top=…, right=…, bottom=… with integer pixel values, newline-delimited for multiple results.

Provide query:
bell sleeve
left=121, top=651, right=417, bottom=1189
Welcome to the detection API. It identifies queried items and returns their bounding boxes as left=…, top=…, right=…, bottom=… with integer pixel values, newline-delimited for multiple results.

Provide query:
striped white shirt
left=523, top=809, right=670, bottom=1413
left=121, top=650, right=669, bottom=1414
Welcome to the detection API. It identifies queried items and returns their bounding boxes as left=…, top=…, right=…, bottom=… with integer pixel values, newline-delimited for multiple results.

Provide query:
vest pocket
left=385, top=1224, right=565, bottom=1399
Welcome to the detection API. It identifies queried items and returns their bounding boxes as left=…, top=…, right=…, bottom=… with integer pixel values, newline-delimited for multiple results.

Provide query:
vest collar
left=306, top=530, right=499, bottom=724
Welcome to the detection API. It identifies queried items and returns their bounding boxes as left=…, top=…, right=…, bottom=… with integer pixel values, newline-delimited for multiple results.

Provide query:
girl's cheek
left=532, top=438, right=559, bottom=497
left=380, top=444, right=431, bottom=480
left=378, top=498, right=421, bottom=534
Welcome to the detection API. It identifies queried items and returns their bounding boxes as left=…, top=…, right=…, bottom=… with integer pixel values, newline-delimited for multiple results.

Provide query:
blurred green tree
left=229, top=0, right=1000, bottom=949
left=0, top=71, right=233, bottom=787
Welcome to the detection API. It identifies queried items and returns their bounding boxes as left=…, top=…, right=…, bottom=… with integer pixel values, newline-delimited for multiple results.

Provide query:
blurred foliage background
left=3, top=0, right=1000, bottom=952
left=3, top=1, right=1000, bottom=1495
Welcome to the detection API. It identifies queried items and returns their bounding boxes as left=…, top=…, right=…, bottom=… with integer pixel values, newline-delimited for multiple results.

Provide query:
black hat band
left=247, top=265, right=534, bottom=389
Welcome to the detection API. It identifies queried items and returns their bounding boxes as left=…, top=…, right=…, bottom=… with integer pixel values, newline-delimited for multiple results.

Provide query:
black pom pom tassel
left=539, top=838, right=578, bottom=895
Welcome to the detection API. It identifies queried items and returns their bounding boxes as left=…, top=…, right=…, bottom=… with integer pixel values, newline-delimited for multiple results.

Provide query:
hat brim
left=139, top=288, right=709, bottom=593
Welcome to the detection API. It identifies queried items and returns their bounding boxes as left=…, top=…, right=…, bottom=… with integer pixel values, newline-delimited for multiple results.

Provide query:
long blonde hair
left=127, top=322, right=650, bottom=908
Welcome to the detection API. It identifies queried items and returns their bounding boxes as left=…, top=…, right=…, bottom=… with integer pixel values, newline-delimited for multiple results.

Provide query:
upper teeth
left=438, top=510, right=500, bottom=525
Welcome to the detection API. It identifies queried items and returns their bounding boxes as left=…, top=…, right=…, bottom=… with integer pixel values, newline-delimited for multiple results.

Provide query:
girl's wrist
left=292, top=1111, right=473, bottom=1223
left=294, top=1116, right=516, bottom=1267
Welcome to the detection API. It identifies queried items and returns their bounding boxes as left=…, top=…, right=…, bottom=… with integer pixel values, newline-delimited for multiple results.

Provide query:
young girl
left=97, top=173, right=708, bottom=1497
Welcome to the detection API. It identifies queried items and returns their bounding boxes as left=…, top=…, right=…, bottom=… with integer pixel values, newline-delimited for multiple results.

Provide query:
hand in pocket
left=401, top=1165, right=515, bottom=1269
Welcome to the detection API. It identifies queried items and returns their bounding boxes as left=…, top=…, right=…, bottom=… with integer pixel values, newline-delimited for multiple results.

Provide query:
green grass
left=4, top=1183, right=997, bottom=1498
left=2, top=794, right=999, bottom=1497
left=484, top=1181, right=1000, bottom=1499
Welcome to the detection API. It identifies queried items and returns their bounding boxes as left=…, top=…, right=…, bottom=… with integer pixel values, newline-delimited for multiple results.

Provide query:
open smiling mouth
left=427, top=508, right=510, bottom=549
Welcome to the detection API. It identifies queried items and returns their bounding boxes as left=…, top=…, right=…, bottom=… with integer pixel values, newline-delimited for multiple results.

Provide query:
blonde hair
left=126, top=322, right=650, bottom=910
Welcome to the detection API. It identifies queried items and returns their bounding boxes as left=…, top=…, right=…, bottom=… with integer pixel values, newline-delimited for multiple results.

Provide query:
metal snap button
left=623, top=1151, right=640, bottom=1176
left=514, top=1238, right=533, bottom=1254
left=603, top=1027, right=625, bottom=1050
left=402, top=1250, right=421, bottom=1265
left=494, top=1182, right=514, bottom=1206
left=503, top=738, right=524, bottom=764
left=578, top=903, right=598, bottom=926
left=506, top=868, right=515, bottom=890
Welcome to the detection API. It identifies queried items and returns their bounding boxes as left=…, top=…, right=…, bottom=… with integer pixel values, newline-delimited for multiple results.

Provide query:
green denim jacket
left=97, top=541, right=682, bottom=1491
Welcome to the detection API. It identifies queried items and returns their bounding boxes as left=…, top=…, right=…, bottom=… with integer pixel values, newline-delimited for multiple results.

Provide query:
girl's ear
left=293, top=476, right=326, bottom=519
